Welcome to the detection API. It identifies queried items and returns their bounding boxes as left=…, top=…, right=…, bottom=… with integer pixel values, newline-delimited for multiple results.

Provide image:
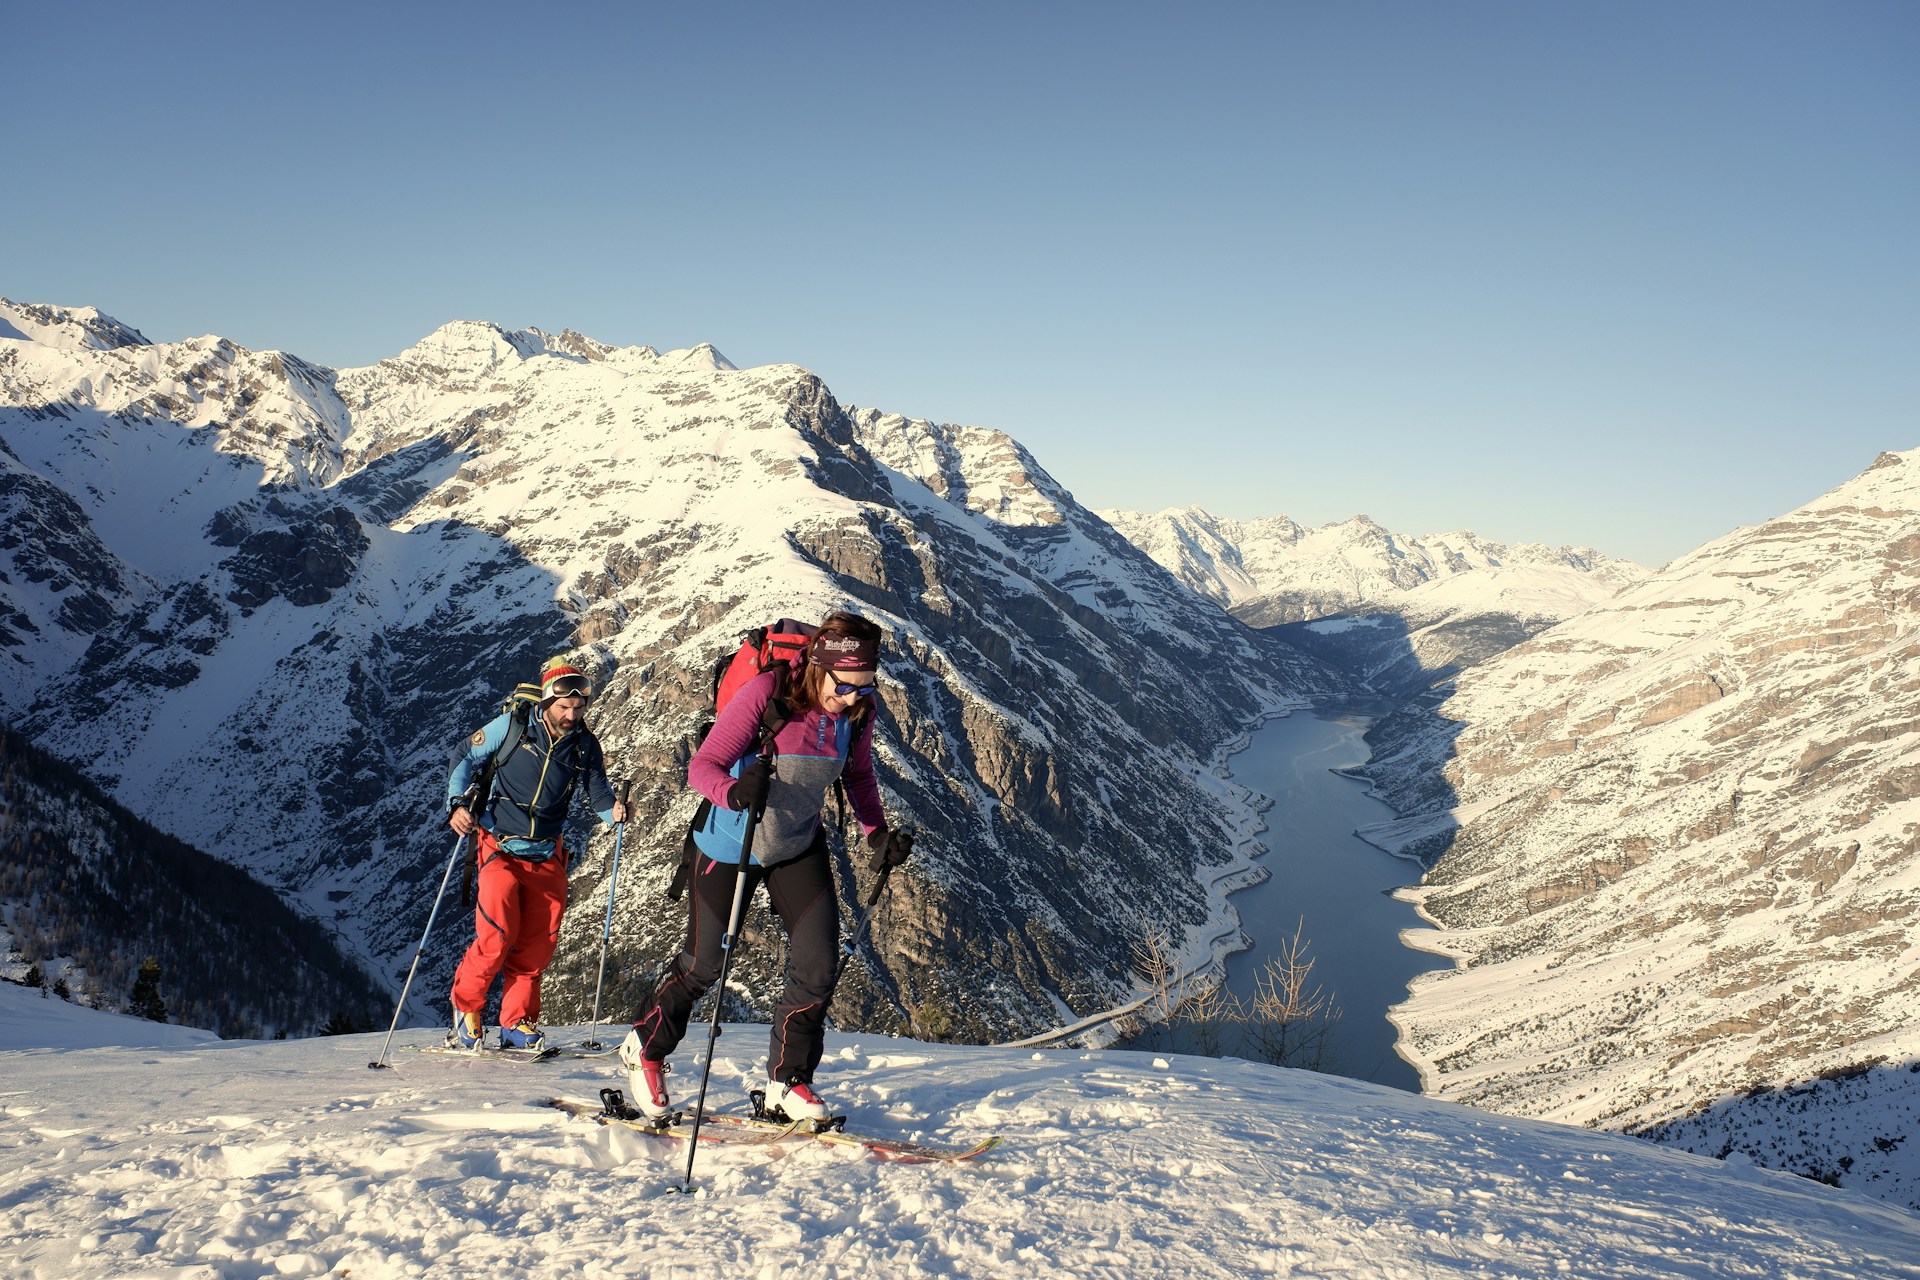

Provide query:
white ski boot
left=618, top=1029, right=673, bottom=1121
left=763, top=1079, right=830, bottom=1123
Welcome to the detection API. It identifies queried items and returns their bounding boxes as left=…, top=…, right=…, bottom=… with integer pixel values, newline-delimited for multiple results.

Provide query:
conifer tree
left=130, top=956, right=168, bottom=1022
left=319, top=1010, right=363, bottom=1036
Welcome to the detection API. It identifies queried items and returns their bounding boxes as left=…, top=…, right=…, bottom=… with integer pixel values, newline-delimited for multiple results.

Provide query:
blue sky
left=9, top=1, right=1915, bottom=567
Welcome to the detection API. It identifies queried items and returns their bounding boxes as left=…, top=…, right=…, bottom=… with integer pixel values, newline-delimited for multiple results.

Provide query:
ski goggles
left=544, top=674, right=592, bottom=700
left=831, top=681, right=878, bottom=699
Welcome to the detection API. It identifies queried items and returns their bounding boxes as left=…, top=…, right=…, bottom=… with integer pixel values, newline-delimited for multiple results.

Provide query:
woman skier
left=619, top=610, right=914, bottom=1121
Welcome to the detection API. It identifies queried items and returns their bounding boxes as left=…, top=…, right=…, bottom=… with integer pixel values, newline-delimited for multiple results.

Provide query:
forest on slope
left=0, top=725, right=386, bottom=1037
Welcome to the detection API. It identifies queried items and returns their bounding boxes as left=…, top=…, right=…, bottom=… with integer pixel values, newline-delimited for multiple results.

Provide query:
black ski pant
left=630, top=829, right=840, bottom=1084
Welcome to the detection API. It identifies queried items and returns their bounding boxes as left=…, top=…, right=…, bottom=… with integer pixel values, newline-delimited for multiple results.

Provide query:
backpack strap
left=463, top=694, right=537, bottom=909
left=492, top=704, right=533, bottom=771
left=756, top=662, right=794, bottom=759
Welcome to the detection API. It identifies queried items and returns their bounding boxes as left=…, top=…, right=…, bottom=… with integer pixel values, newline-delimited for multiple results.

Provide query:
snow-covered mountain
left=1359, top=446, right=1920, bottom=1206
left=7, top=985, right=1918, bottom=1279
left=0, top=299, right=1344, bottom=1044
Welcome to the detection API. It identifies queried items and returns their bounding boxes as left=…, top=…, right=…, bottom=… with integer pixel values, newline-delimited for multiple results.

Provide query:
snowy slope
left=5, top=983, right=1918, bottom=1280
left=1358, top=447, right=1920, bottom=1204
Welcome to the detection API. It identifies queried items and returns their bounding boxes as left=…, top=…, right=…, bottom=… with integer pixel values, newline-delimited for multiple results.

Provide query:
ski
left=407, top=1043, right=595, bottom=1064
left=697, top=1089, right=1002, bottom=1163
left=546, top=1092, right=802, bottom=1146
left=553, top=1088, right=998, bottom=1162
left=706, top=1110, right=1001, bottom=1163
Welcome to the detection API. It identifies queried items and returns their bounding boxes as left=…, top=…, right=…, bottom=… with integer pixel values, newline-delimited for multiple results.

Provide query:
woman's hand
left=727, top=758, right=774, bottom=812
left=866, top=827, right=915, bottom=872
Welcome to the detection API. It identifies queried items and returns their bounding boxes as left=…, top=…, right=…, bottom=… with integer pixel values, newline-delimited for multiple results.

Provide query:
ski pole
left=841, top=864, right=892, bottom=961
left=827, top=868, right=890, bottom=995
left=676, top=804, right=762, bottom=1193
left=838, top=829, right=916, bottom=973
left=369, top=823, right=471, bottom=1070
left=580, top=778, right=634, bottom=1051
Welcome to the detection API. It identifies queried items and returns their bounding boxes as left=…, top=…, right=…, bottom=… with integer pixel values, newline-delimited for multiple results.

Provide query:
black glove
left=726, top=758, right=773, bottom=812
left=866, top=828, right=914, bottom=873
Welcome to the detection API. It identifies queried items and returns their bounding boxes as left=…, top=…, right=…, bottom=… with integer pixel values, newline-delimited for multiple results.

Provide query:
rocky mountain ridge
left=1356, top=446, right=1920, bottom=1205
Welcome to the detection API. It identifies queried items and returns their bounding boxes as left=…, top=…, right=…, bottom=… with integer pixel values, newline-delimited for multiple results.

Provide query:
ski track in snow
left=3, top=988, right=1918, bottom=1279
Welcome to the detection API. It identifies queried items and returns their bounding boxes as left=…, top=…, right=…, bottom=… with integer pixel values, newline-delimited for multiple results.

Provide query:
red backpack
left=702, top=618, right=817, bottom=750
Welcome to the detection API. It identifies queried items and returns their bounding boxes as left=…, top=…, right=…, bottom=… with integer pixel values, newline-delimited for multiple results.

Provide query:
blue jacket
left=448, top=711, right=617, bottom=859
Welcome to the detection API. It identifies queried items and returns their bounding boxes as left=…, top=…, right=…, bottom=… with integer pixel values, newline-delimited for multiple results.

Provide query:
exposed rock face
left=0, top=448, right=140, bottom=643
left=0, top=299, right=1342, bottom=1042
left=1359, top=448, right=1920, bottom=1205
left=208, top=495, right=369, bottom=609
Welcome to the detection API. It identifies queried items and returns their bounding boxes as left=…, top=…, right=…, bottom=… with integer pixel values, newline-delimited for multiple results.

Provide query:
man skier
left=446, top=658, right=625, bottom=1051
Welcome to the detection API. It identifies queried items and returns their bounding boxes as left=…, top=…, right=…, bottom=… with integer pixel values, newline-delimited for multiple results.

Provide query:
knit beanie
left=540, top=657, right=592, bottom=702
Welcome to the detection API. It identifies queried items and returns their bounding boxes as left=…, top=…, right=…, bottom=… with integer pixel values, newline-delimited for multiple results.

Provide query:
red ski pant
left=450, top=831, right=568, bottom=1029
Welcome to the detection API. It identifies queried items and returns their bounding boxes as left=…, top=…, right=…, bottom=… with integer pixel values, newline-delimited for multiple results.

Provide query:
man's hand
left=449, top=804, right=477, bottom=837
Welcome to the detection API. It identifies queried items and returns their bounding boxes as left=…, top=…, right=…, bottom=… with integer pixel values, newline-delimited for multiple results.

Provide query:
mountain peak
left=0, top=299, right=151, bottom=353
left=656, top=341, right=736, bottom=372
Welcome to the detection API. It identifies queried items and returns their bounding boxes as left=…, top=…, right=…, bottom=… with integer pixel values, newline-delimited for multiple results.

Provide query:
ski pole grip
left=619, top=777, right=633, bottom=807
left=864, top=864, right=890, bottom=907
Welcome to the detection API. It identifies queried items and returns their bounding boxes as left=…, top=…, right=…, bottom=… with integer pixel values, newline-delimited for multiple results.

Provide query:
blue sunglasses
left=832, top=681, right=878, bottom=699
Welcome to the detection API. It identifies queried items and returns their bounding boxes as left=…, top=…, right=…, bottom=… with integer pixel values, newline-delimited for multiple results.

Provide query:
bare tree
left=1131, top=922, right=1187, bottom=1026
left=1178, top=973, right=1245, bottom=1058
left=1133, top=916, right=1344, bottom=1074
left=1133, top=920, right=1244, bottom=1056
left=1245, top=919, right=1342, bottom=1072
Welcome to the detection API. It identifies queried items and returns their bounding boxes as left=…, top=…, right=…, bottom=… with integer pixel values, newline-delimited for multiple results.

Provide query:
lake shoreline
left=1156, top=702, right=1448, bottom=1091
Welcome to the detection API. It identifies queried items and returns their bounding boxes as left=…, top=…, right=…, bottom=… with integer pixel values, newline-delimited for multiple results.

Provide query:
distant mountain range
left=0, top=298, right=1342, bottom=1043
left=1099, top=506, right=1647, bottom=623
left=1101, top=506, right=1648, bottom=694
